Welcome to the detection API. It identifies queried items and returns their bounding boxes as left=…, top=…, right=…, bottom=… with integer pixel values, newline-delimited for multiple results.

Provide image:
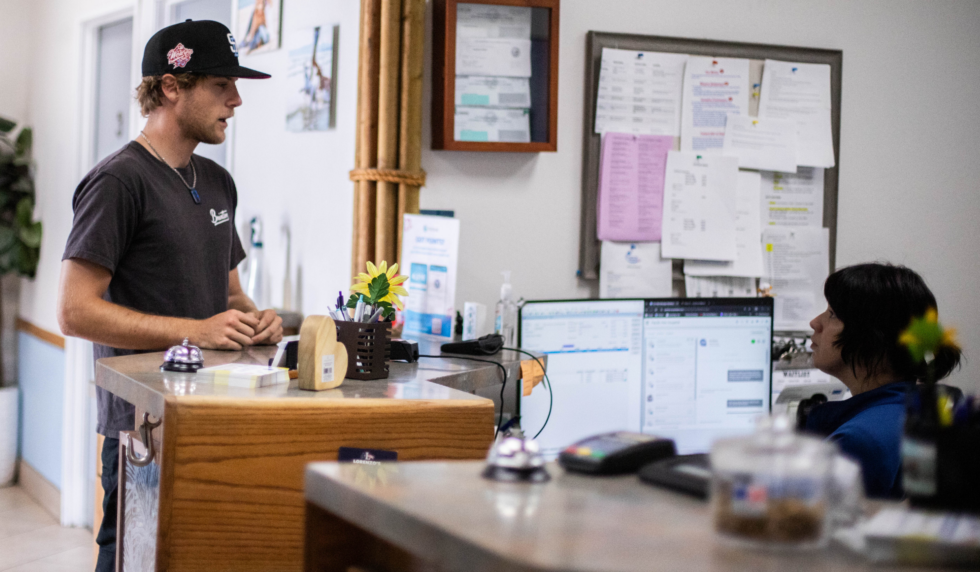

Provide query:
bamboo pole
left=352, top=0, right=383, bottom=279
left=395, top=0, right=425, bottom=265
left=373, top=0, right=402, bottom=265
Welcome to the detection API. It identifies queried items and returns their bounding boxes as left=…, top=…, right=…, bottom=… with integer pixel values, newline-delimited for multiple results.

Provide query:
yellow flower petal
left=941, top=328, right=960, bottom=350
left=393, top=296, right=404, bottom=310
left=351, top=283, right=369, bottom=295
left=356, top=273, right=372, bottom=283
left=378, top=261, right=388, bottom=275
left=386, top=263, right=399, bottom=279
left=899, top=332, right=919, bottom=347
left=366, top=261, right=378, bottom=277
left=925, top=308, right=938, bottom=323
left=390, top=286, right=409, bottom=297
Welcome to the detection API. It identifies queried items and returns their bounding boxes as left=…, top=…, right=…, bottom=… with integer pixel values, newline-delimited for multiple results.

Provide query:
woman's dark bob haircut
left=824, top=263, right=961, bottom=381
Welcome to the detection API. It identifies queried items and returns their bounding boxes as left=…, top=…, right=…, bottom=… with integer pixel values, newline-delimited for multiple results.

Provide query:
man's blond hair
left=135, top=74, right=207, bottom=116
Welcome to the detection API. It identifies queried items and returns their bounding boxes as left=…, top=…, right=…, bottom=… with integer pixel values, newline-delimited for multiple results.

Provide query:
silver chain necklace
left=140, top=131, right=201, bottom=204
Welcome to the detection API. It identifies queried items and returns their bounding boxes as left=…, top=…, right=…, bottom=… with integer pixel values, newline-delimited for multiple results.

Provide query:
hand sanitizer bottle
left=494, top=271, right=518, bottom=347
left=246, top=217, right=268, bottom=309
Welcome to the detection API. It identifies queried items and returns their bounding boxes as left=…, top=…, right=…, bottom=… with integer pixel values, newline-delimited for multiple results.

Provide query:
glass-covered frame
left=432, top=0, right=560, bottom=152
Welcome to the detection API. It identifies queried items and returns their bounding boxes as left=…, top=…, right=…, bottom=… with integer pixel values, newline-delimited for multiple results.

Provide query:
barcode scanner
left=441, top=334, right=504, bottom=356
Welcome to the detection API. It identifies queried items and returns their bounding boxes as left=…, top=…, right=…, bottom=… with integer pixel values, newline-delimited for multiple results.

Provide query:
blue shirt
left=805, top=381, right=910, bottom=499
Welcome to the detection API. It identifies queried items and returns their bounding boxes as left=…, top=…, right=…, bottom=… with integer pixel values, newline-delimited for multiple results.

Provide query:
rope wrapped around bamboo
left=349, top=168, right=426, bottom=187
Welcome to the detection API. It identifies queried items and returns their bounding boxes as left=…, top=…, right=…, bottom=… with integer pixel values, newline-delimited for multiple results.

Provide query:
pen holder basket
left=336, top=321, right=391, bottom=380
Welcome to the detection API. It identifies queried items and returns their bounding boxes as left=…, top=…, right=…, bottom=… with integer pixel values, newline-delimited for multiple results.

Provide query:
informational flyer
left=763, top=227, right=830, bottom=331
left=597, top=132, right=673, bottom=242
left=401, top=214, right=460, bottom=338
left=761, top=167, right=824, bottom=227
left=455, top=4, right=532, bottom=78
left=684, top=170, right=765, bottom=278
left=680, top=56, right=751, bottom=153
left=594, top=48, right=688, bottom=136
left=721, top=114, right=799, bottom=173
left=660, top=151, right=739, bottom=261
left=599, top=241, right=673, bottom=299
left=759, top=59, right=835, bottom=168
left=684, top=276, right=756, bottom=298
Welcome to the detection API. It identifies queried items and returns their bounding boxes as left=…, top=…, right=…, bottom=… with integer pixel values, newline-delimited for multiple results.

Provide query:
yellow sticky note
left=766, top=243, right=774, bottom=252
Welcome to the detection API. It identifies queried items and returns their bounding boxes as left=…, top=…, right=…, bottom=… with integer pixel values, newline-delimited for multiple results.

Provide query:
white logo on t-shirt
left=210, top=209, right=230, bottom=226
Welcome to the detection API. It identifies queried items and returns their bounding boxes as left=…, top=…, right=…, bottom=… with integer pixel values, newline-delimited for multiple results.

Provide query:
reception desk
left=96, top=338, right=541, bottom=571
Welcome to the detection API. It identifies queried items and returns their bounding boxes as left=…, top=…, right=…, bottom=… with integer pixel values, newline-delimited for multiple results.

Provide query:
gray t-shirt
left=63, top=141, right=246, bottom=436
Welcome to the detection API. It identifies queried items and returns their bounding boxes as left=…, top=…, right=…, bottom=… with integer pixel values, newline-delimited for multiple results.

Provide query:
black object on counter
left=638, top=454, right=711, bottom=500
left=391, top=338, right=419, bottom=363
left=441, top=334, right=504, bottom=356
left=558, top=432, right=676, bottom=475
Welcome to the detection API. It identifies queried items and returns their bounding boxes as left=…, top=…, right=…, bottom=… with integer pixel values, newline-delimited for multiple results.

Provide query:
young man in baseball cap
left=57, top=20, right=279, bottom=572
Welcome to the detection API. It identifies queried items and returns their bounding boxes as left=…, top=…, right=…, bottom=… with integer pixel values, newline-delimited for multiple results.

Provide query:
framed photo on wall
left=236, top=0, right=282, bottom=55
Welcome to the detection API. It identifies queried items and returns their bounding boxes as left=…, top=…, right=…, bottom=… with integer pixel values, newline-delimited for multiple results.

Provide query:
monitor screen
left=519, top=298, right=773, bottom=456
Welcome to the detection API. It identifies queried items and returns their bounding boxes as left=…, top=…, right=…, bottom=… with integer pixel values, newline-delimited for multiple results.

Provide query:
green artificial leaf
left=17, top=242, right=39, bottom=278
left=19, top=221, right=42, bottom=249
left=367, top=274, right=389, bottom=304
left=15, top=197, right=33, bottom=227
left=0, top=117, right=15, bottom=134
left=14, top=127, right=32, bottom=158
left=346, top=293, right=360, bottom=309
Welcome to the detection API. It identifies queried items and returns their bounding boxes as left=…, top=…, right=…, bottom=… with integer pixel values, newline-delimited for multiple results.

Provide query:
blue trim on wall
left=18, top=331, right=65, bottom=488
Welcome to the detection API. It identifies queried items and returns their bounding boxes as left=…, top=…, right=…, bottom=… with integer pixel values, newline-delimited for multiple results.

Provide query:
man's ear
left=160, top=74, right=181, bottom=104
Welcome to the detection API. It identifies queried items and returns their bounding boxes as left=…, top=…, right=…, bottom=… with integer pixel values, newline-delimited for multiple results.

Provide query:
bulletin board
left=577, top=32, right=843, bottom=291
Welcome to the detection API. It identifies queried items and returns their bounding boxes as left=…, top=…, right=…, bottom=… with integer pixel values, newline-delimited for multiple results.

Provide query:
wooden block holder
left=336, top=320, right=392, bottom=380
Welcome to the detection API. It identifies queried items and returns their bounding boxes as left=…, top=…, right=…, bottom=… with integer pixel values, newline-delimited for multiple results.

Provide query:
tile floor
left=0, top=486, right=93, bottom=571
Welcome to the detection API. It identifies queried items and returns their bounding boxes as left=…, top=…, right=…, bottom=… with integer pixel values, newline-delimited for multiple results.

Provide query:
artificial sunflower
left=898, top=307, right=960, bottom=365
left=347, top=260, right=408, bottom=319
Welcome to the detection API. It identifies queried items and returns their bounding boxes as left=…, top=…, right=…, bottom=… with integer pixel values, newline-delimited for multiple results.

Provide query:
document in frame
left=401, top=214, right=460, bottom=338
left=721, top=114, right=799, bottom=173
left=684, top=276, right=756, bottom=298
left=455, top=76, right=530, bottom=107
left=599, top=241, right=673, bottom=299
left=594, top=48, right=688, bottom=136
left=660, top=151, right=739, bottom=261
left=455, top=4, right=532, bottom=78
left=597, top=133, right=673, bottom=242
left=763, top=227, right=829, bottom=331
left=761, top=167, right=824, bottom=227
left=758, top=59, right=835, bottom=168
left=680, top=56, right=751, bottom=153
left=684, top=170, right=765, bottom=278
left=454, top=107, right=530, bottom=142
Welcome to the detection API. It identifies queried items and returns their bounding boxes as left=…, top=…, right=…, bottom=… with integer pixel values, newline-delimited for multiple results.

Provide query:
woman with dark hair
left=805, top=263, right=961, bottom=499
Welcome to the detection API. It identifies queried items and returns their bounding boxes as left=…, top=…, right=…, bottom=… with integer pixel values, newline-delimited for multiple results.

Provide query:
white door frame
left=63, top=1, right=139, bottom=529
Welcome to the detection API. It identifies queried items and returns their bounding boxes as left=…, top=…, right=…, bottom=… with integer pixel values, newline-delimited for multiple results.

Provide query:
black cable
left=418, top=354, right=508, bottom=439
left=502, top=348, right=553, bottom=440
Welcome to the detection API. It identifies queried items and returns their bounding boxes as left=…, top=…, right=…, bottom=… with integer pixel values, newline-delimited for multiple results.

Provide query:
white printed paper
left=599, top=242, right=673, bottom=299
left=594, top=48, right=688, bottom=136
left=684, top=276, right=756, bottom=298
left=761, top=167, right=824, bottom=227
left=401, top=214, right=460, bottom=338
left=456, top=3, right=531, bottom=39
left=722, top=114, right=799, bottom=173
left=456, top=4, right=532, bottom=79
left=681, top=57, right=751, bottom=153
left=772, top=367, right=835, bottom=402
left=759, top=60, right=835, bottom=168
left=660, top=151, right=739, bottom=261
left=455, top=76, right=530, bottom=107
left=454, top=107, right=530, bottom=142
left=684, top=170, right=765, bottom=277
left=763, top=227, right=829, bottom=331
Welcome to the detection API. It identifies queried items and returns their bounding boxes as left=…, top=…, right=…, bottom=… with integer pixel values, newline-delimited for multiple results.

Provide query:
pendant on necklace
left=190, top=188, right=201, bottom=204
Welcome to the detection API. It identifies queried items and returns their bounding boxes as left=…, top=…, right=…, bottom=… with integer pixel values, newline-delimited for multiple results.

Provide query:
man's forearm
left=62, top=296, right=199, bottom=350
left=228, top=291, right=259, bottom=314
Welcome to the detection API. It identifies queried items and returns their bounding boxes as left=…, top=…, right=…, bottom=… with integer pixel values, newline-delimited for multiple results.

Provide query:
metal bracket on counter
left=127, top=412, right=162, bottom=467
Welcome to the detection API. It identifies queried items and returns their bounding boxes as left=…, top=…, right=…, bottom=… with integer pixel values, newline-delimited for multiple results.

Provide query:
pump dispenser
left=245, top=217, right=268, bottom=310
left=495, top=271, right=518, bottom=347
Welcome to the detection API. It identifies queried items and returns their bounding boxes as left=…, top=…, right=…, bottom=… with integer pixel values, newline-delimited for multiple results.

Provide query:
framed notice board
left=577, top=32, right=842, bottom=284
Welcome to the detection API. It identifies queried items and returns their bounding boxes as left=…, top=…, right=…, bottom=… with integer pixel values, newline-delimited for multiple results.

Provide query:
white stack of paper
left=196, top=364, right=290, bottom=388
left=454, top=4, right=533, bottom=142
left=599, top=241, right=673, bottom=299
left=684, top=170, right=765, bottom=278
left=722, top=114, right=798, bottom=173
left=684, top=276, right=756, bottom=298
left=660, top=151, right=739, bottom=261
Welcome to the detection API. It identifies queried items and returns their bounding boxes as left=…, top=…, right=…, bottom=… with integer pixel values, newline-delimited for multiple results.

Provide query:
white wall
left=418, top=0, right=980, bottom=391
left=0, top=0, right=33, bottom=123
left=14, top=0, right=980, bottom=390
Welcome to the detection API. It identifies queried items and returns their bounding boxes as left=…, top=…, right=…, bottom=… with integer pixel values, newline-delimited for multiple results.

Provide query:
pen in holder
left=336, top=320, right=392, bottom=380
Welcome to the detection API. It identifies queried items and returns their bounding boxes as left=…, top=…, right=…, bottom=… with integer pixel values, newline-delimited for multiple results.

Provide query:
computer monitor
left=518, top=298, right=773, bottom=456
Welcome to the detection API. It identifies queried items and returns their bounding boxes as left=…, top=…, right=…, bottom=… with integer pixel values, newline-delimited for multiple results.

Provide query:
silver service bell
left=161, top=338, right=204, bottom=372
